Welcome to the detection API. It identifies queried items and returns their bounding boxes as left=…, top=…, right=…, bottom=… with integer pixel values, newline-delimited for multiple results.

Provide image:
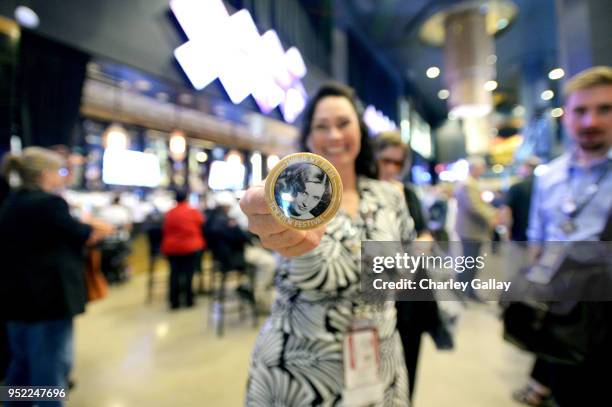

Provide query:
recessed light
left=484, top=80, right=498, bottom=91
left=14, top=6, right=39, bottom=28
left=541, top=90, right=554, bottom=101
left=548, top=68, right=565, bottom=80
left=551, top=107, right=564, bottom=118
left=426, top=66, right=440, bottom=79
left=437, top=89, right=450, bottom=100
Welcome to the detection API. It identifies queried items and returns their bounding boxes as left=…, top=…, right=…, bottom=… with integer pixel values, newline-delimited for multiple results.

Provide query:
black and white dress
left=246, top=177, right=414, bottom=406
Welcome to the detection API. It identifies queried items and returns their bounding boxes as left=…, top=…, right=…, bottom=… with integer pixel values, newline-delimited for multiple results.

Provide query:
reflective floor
left=68, top=242, right=531, bottom=407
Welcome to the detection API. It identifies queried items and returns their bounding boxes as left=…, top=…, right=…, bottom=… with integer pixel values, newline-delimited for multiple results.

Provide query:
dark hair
left=299, top=83, right=377, bottom=179
left=112, top=195, right=121, bottom=205
left=175, top=189, right=188, bottom=203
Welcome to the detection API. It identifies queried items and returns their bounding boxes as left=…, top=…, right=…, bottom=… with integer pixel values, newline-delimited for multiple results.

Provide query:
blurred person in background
left=375, top=130, right=440, bottom=401
left=0, top=147, right=113, bottom=405
left=212, top=191, right=277, bottom=312
left=503, top=157, right=541, bottom=243
left=97, top=194, right=134, bottom=283
left=375, top=131, right=429, bottom=238
left=240, top=84, right=412, bottom=405
left=161, top=189, right=205, bottom=310
left=513, top=66, right=612, bottom=407
left=204, top=192, right=254, bottom=300
left=454, top=156, right=499, bottom=301
left=98, top=194, right=133, bottom=239
left=428, top=183, right=456, bottom=242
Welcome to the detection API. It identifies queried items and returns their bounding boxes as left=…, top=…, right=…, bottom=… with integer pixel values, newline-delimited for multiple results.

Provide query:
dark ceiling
left=334, top=0, right=559, bottom=125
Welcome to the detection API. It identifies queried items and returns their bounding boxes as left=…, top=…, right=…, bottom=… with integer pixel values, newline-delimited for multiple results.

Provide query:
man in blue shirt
left=515, top=66, right=612, bottom=407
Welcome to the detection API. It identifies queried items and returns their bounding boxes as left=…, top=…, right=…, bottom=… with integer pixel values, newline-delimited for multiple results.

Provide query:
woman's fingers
left=261, top=228, right=308, bottom=249
left=240, top=182, right=326, bottom=257
left=276, top=227, right=325, bottom=257
left=247, top=213, right=288, bottom=236
left=239, top=183, right=269, bottom=215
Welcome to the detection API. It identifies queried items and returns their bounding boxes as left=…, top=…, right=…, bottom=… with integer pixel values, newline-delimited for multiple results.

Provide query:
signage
left=170, top=0, right=308, bottom=123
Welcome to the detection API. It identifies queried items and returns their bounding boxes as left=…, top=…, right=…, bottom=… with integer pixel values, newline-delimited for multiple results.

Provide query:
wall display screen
left=102, top=149, right=161, bottom=187
left=207, top=159, right=245, bottom=190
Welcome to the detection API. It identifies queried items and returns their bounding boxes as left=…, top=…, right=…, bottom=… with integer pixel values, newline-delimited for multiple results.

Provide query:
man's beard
left=577, top=128, right=609, bottom=152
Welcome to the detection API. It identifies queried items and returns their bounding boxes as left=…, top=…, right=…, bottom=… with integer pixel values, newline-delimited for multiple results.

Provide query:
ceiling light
left=551, top=107, right=564, bottom=118
left=426, top=66, right=440, bottom=78
left=14, top=6, right=39, bottom=28
left=196, top=151, right=208, bottom=162
left=512, top=105, right=525, bottom=117
left=541, top=90, right=554, bottom=101
left=103, top=124, right=129, bottom=150
left=483, top=80, right=498, bottom=91
left=548, top=68, right=565, bottom=80
left=169, top=130, right=187, bottom=161
left=437, top=89, right=450, bottom=100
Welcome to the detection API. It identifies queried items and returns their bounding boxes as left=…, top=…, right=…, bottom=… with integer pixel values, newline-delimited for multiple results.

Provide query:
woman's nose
left=327, top=125, right=343, bottom=140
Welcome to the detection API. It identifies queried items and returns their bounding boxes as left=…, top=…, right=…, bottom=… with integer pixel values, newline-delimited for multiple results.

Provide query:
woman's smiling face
left=307, top=96, right=361, bottom=171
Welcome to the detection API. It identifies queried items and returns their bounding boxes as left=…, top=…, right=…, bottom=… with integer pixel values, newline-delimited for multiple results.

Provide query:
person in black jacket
left=375, top=131, right=441, bottom=402
left=0, top=147, right=112, bottom=403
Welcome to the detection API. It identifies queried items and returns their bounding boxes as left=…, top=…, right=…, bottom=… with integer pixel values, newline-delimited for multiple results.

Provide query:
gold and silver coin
left=264, top=152, right=342, bottom=230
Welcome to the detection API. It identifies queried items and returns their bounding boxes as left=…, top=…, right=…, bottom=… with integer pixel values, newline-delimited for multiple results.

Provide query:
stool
left=209, top=262, right=258, bottom=337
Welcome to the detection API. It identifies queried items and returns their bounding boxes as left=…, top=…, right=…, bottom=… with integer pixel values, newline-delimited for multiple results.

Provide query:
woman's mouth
left=324, top=146, right=346, bottom=155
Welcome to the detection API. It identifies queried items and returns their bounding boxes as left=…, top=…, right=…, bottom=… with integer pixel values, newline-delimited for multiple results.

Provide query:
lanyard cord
left=565, top=164, right=610, bottom=219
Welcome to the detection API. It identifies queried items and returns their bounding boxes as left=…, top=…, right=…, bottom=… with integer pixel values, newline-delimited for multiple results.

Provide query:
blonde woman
left=0, top=147, right=112, bottom=405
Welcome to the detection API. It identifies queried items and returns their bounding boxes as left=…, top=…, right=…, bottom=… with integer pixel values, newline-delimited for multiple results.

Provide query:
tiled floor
left=67, top=243, right=531, bottom=407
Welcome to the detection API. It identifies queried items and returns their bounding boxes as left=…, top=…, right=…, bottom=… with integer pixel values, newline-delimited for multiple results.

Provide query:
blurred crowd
left=0, top=66, right=610, bottom=407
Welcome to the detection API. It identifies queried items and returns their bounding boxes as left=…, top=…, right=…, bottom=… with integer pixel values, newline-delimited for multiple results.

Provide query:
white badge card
left=342, top=327, right=384, bottom=406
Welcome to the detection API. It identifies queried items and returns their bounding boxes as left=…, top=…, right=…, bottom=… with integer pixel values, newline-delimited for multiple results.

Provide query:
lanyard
left=563, top=164, right=610, bottom=219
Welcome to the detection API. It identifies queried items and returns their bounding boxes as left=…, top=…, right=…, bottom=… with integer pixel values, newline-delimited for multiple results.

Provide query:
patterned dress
left=246, top=177, right=414, bottom=406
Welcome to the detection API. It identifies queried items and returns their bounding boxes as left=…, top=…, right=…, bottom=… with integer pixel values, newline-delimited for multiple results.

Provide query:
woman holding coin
left=241, top=84, right=414, bottom=406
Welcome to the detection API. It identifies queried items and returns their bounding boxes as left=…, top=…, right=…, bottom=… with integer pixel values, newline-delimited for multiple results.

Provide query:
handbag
left=502, top=211, right=612, bottom=365
left=85, top=248, right=108, bottom=301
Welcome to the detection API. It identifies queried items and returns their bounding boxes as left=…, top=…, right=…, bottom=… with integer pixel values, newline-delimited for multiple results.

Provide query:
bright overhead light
left=437, top=89, right=450, bottom=100
left=541, top=90, right=554, bottom=101
left=196, top=151, right=208, bottom=162
left=548, top=68, right=565, bottom=80
left=103, top=124, right=129, bottom=150
left=551, top=107, right=564, bottom=118
left=484, top=80, right=498, bottom=91
left=14, top=6, right=39, bottom=28
left=169, top=130, right=187, bottom=161
left=426, top=66, right=440, bottom=78
left=512, top=105, right=525, bottom=117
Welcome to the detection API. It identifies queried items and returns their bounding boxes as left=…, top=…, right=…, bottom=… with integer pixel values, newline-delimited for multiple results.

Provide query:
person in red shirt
left=161, top=190, right=205, bottom=309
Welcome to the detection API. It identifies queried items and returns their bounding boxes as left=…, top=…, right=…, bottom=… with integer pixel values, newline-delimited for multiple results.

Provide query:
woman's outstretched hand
left=239, top=183, right=326, bottom=257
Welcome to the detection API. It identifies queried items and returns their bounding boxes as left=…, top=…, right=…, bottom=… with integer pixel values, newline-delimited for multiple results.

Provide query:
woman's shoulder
left=359, top=177, right=404, bottom=202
